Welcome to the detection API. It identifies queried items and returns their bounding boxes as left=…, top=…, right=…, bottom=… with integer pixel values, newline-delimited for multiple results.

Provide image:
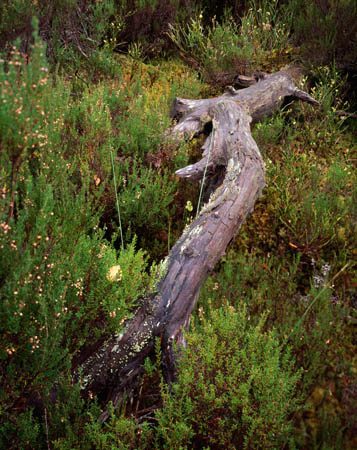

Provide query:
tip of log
left=294, top=88, right=321, bottom=106
left=175, top=165, right=195, bottom=178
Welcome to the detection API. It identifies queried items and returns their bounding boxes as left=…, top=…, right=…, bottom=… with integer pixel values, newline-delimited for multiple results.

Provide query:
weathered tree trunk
left=74, top=71, right=319, bottom=421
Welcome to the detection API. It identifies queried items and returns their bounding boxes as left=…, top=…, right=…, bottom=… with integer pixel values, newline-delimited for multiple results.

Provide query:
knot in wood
left=183, top=247, right=200, bottom=258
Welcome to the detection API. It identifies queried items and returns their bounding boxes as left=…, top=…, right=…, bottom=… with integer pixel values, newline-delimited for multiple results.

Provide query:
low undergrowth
left=1, top=2, right=356, bottom=449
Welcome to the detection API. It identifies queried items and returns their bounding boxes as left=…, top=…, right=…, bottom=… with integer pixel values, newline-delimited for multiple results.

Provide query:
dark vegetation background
left=0, top=0, right=356, bottom=448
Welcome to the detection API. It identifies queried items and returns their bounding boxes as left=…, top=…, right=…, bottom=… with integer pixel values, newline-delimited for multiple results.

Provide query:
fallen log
left=74, top=70, right=319, bottom=421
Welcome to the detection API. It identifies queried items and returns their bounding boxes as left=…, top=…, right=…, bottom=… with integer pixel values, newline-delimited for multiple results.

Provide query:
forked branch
left=73, top=70, right=319, bottom=421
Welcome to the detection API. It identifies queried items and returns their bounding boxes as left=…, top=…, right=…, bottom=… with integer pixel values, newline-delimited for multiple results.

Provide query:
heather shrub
left=267, top=153, right=354, bottom=258
left=0, top=0, right=33, bottom=50
left=168, top=12, right=255, bottom=85
left=169, top=1, right=294, bottom=85
left=0, top=0, right=116, bottom=62
left=201, top=252, right=347, bottom=390
left=0, top=0, right=199, bottom=64
left=253, top=107, right=287, bottom=151
left=0, top=25, right=163, bottom=446
left=250, top=66, right=356, bottom=262
left=46, top=384, right=155, bottom=450
left=240, top=0, right=294, bottom=69
left=60, top=82, right=116, bottom=188
left=289, top=66, right=350, bottom=155
left=50, top=57, right=197, bottom=256
left=157, top=303, right=300, bottom=449
left=199, top=0, right=249, bottom=22
left=287, top=0, right=357, bottom=70
left=113, top=159, right=176, bottom=231
left=115, top=85, right=172, bottom=159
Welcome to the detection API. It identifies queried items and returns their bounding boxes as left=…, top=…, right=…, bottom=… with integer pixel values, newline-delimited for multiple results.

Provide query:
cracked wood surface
left=74, top=71, right=319, bottom=421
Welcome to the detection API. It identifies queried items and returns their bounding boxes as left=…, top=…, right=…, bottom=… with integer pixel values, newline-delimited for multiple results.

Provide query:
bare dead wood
left=74, top=71, right=319, bottom=421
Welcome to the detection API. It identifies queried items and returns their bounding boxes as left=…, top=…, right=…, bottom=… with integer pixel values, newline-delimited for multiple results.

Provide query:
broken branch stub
left=74, top=71, right=319, bottom=420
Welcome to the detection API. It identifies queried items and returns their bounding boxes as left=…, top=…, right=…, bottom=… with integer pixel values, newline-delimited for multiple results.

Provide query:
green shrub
left=49, top=399, right=155, bottom=450
left=290, top=66, right=350, bottom=155
left=157, top=303, right=300, bottom=449
left=287, top=0, right=357, bottom=70
left=169, top=1, right=294, bottom=85
left=0, top=1, right=116, bottom=63
left=0, top=0, right=199, bottom=64
left=267, top=153, right=354, bottom=257
left=115, top=84, right=172, bottom=159
left=250, top=66, right=356, bottom=262
left=199, top=0, right=249, bottom=23
left=0, top=24, right=162, bottom=446
left=0, top=0, right=32, bottom=50
left=240, top=0, right=295, bottom=69
left=253, top=107, right=288, bottom=151
left=83, top=410, right=154, bottom=450
left=168, top=12, right=255, bottom=85
left=114, top=159, right=176, bottom=231
left=1, top=2, right=356, bottom=448
left=197, top=247, right=356, bottom=419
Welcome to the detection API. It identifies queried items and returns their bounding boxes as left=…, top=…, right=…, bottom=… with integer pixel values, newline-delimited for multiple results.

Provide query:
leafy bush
left=267, top=153, right=354, bottom=257
left=0, top=24, right=162, bottom=446
left=113, top=159, right=177, bottom=232
left=169, top=13, right=254, bottom=85
left=0, top=0, right=116, bottom=63
left=169, top=1, right=295, bottom=85
left=157, top=303, right=300, bottom=449
left=287, top=0, right=357, bottom=70
left=203, top=252, right=347, bottom=383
